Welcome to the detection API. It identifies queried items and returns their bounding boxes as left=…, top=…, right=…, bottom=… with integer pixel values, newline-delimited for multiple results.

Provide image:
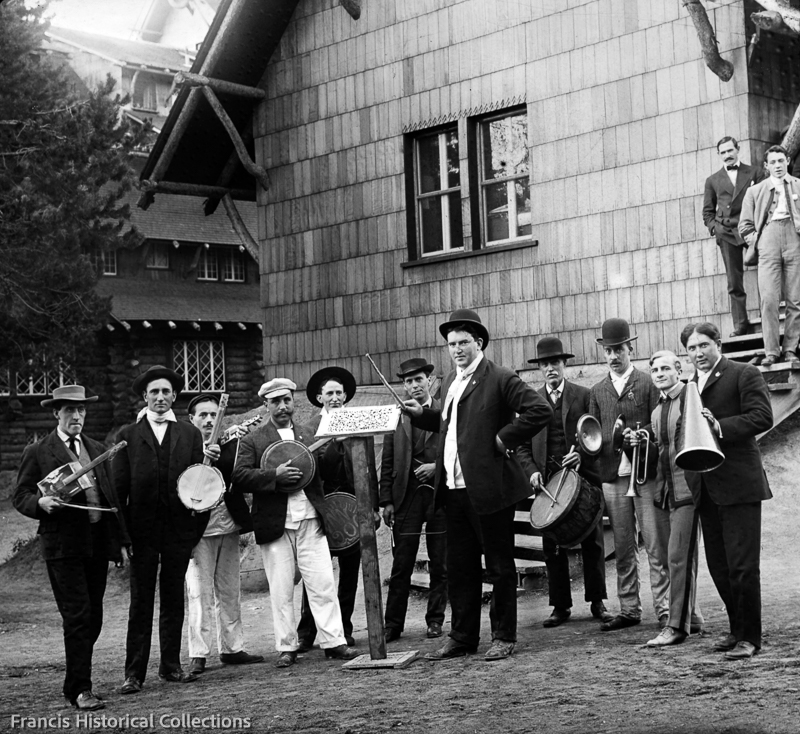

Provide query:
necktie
left=550, top=391, right=559, bottom=405
left=659, top=399, right=672, bottom=496
left=726, top=165, right=739, bottom=171
left=67, top=436, right=78, bottom=456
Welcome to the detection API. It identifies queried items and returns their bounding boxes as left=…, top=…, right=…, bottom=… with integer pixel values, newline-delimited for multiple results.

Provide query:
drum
left=319, top=492, right=359, bottom=556
left=529, top=468, right=603, bottom=548
left=260, top=440, right=316, bottom=493
left=177, top=464, right=225, bottom=512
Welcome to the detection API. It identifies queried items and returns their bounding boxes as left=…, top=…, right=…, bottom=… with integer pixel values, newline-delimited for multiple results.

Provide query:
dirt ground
left=2, top=415, right=800, bottom=734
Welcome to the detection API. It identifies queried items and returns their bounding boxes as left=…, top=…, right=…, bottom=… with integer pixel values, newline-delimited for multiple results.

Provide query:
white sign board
left=315, top=405, right=402, bottom=437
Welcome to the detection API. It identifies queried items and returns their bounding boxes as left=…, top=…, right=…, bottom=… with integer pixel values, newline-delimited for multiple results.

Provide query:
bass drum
left=529, top=468, right=603, bottom=548
left=260, top=439, right=316, bottom=493
left=319, top=492, right=360, bottom=557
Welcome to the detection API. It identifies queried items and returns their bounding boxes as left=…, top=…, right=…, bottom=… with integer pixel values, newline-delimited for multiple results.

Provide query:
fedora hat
left=396, top=357, right=435, bottom=379
left=132, top=365, right=184, bottom=395
left=41, top=385, right=98, bottom=408
left=595, top=318, right=638, bottom=347
left=527, top=336, right=575, bottom=364
left=438, top=308, right=490, bottom=347
left=306, top=366, right=356, bottom=408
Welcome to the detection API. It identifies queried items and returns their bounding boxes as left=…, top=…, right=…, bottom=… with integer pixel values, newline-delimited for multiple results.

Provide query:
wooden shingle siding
left=255, top=0, right=786, bottom=385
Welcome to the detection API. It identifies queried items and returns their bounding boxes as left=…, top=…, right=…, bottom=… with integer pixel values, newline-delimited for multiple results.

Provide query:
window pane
left=222, top=249, right=245, bottom=282
left=419, top=196, right=444, bottom=254
left=484, top=181, right=510, bottom=242
left=146, top=243, right=169, bottom=269
left=417, top=134, right=442, bottom=194
left=515, top=178, right=532, bottom=237
left=198, top=249, right=218, bottom=281
left=173, top=340, right=226, bottom=392
left=448, top=192, right=463, bottom=249
left=482, top=114, right=529, bottom=181
left=445, top=130, right=460, bottom=189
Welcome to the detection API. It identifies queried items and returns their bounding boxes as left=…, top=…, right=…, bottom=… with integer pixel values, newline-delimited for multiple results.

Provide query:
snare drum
left=530, top=468, right=603, bottom=548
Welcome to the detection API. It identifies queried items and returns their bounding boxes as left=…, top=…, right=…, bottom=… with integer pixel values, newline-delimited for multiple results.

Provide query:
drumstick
left=549, top=445, right=576, bottom=507
left=364, top=353, right=406, bottom=409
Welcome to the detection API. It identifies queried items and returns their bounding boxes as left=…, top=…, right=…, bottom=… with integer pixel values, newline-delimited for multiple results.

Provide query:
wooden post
left=349, top=437, right=387, bottom=660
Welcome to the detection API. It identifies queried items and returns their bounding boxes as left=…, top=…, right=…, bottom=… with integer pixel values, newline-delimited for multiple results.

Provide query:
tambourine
left=260, top=439, right=316, bottom=492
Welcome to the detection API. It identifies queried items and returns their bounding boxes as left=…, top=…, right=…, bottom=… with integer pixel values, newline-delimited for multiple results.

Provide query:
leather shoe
left=712, top=633, right=737, bottom=652
left=189, top=657, right=206, bottom=675
left=120, top=676, right=142, bottom=695
left=646, top=627, right=687, bottom=647
left=690, top=622, right=704, bottom=635
left=297, top=638, right=314, bottom=653
left=275, top=652, right=297, bottom=668
left=785, top=351, right=799, bottom=363
left=220, top=651, right=264, bottom=665
left=384, top=628, right=401, bottom=643
left=73, top=690, right=105, bottom=710
left=600, top=615, right=640, bottom=632
left=725, top=641, right=757, bottom=660
left=542, top=607, right=571, bottom=628
left=159, top=669, right=198, bottom=683
left=484, top=640, right=515, bottom=661
left=590, top=601, right=614, bottom=623
left=424, top=639, right=477, bottom=660
left=762, top=354, right=780, bottom=367
left=729, top=325, right=749, bottom=337
left=324, top=644, right=359, bottom=660
left=426, top=622, right=443, bottom=638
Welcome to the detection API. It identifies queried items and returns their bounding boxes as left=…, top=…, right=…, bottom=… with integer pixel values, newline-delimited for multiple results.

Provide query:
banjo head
left=177, top=464, right=225, bottom=512
left=260, top=439, right=316, bottom=492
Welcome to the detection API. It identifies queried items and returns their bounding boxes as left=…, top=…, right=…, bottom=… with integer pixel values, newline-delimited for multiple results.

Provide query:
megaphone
left=675, top=382, right=725, bottom=473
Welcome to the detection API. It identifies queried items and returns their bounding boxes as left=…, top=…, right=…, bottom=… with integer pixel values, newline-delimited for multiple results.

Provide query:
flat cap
left=259, top=378, right=297, bottom=400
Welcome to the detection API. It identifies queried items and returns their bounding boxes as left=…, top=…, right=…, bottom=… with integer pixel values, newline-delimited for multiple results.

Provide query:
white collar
left=457, top=351, right=484, bottom=378
left=770, top=175, right=789, bottom=189
left=57, top=428, right=81, bottom=444
left=547, top=380, right=565, bottom=396
left=697, top=356, right=722, bottom=379
left=610, top=365, right=634, bottom=384
left=136, top=407, right=177, bottom=424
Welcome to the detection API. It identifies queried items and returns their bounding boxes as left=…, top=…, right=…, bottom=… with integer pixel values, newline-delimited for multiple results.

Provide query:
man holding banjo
left=233, top=378, right=358, bottom=667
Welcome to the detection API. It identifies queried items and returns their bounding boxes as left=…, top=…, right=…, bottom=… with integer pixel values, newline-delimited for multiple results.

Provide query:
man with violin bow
left=233, top=378, right=358, bottom=667
left=516, top=337, right=612, bottom=628
left=184, top=394, right=264, bottom=675
left=13, top=384, right=129, bottom=711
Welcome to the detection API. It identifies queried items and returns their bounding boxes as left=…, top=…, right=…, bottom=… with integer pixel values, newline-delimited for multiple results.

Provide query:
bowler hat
left=41, top=385, right=98, bottom=408
left=132, top=365, right=184, bottom=395
left=595, top=318, right=638, bottom=347
left=438, top=308, right=490, bottom=347
left=396, top=357, right=435, bottom=379
left=306, top=367, right=356, bottom=408
left=527, top=337, right=575, bottom=364
left=187, top=393, right=220, bottom=415
left=259, top=378, right=297, bottom=400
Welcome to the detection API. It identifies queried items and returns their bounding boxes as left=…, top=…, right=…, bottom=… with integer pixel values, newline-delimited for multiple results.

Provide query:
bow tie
left=726, top=165, right=739, bottom=171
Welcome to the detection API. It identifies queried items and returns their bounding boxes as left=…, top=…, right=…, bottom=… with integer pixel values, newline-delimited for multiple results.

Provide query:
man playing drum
left=114, top=366, right=206, bottom=693
left=184, top=395, right=263, bottom=674
left=517, top=337, right=612, bottom=628
left=232, top=378, right=358, bottom=667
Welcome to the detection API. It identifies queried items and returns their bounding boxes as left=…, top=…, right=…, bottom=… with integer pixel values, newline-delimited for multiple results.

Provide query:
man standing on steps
left=703, top=135, right=766, bottom=337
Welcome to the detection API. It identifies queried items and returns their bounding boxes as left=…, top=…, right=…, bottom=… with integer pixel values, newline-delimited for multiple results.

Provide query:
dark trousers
left=446, top=488, right=517, bottom=646
left=384, top=485, right=447, bottom=633
left=298, top=547, right=360, bottom=642
left=46, top=526, right=109, bottom=703
left=718, top=238, right=748, bottom=331
left=124, top=525, right=194, bottom=681
left=698, top=484, right=763, bottom=647
left=543, top=520, right=606, bottom=609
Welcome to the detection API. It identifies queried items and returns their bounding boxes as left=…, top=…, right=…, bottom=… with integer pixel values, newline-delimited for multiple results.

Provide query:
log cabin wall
left=255, top=0, right=757, bottom=387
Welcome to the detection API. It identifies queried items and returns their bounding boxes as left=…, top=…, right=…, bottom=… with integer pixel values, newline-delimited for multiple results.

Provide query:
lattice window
left=0, top=369, right=10, bottom=396
left=197, top=248, right=219, bottom=281
left=16, top=362, right=75, bottom=396
left=222, top=248, right=245, bottom=282
left=146, top=242, right=170, bottom=269
left=26, top=430, right=48, bottom=446
left=173, top=340, right=226, bottom=392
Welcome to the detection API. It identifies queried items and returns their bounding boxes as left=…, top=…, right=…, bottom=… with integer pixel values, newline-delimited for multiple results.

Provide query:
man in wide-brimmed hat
left=588, top=319, right=671, bottom=633
left=380, top=357, right=448, bottom=643
left=14, top=385, right=128, bottom=711
left=517, top=337, right=612, bottom=629
left=113, top=365, right=205, bottom=693
left=404, top=309, right=552, bottom=661
left=295, top=366, right=379, bottom=651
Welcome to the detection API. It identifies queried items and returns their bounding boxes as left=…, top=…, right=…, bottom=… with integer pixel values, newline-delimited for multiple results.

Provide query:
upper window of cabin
left=196, top=247, right=246, bottom=283
left=132, top=73, right=158, bottom=112
left=89, top=249, right=117, bottom=276
left=146, top=242, right=170, bottom=270
left=413, top=127, right=463, bottom=257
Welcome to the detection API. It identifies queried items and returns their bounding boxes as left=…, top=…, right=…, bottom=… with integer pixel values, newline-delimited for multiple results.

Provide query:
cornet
left=625, top=421, right=650, bottom=497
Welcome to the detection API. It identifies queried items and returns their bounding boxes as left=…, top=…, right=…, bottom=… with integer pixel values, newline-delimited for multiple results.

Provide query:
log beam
left=682, top=0, right=734, bottom=81
left=751, top=10, right=798, bottom=36
left=222, top=193, right=260, bottom=263
left=172, top=71, right=266, bottom=99
left=753, top=1, right=800, bottom=34
left=340, top=0, right=361, bottom=20
left=140, top=179, right=255, bottom=200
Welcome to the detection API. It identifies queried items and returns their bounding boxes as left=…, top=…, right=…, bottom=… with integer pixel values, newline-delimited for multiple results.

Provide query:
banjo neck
left=203, top=394, right=229, bottom=466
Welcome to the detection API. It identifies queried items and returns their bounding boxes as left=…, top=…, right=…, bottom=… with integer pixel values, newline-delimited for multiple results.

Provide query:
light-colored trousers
left=602, top=477, right=670, bottom=620
left=665, top=504, right=704, bottom=634
left=758, top=217, right=800, bottom=357
left=185, top=532, right=245, bottom=658
left=259, top=519, right=346, bottom=652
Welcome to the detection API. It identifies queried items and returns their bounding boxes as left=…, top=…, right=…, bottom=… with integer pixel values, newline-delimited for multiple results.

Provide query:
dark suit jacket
left=14, top=430, right=129, bottom=561
left=413, top=357, right=553, bottom=515
left=517, top=381, right=600, bottom=487
left=197, top=437, right=253, bottom=536
left=703, top=163, right=766, bottom=246
left=379, top=397, right=440, bottom=508
left=589, top=367, right=660, bottom=483
left=112, top=418, right=205, bottom=545
left=685, top=357, right=772, bottom=505
left=232, top=420, right=327, bottom=545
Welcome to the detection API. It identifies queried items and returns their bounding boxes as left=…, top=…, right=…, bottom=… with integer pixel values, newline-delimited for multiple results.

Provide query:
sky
left=42, top=0, right=151, bottom=40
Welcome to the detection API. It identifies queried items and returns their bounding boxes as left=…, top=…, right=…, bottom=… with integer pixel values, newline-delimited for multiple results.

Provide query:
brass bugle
left=625, top=421, right=650, bottom=498
left=675, top=381, right=725, bottom=472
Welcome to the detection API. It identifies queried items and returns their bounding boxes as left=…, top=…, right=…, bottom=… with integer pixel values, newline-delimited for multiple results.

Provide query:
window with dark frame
left=197, top=248, right=219, bottom=281
left=221, top=248, right=246, bottom=282
left=89, top=249, right=117, bottom=276
left=146, top=242, right=170, bottom=270
left=15, top=362, right=75, bottom=397
left=173, top=340, right=226, bottom=393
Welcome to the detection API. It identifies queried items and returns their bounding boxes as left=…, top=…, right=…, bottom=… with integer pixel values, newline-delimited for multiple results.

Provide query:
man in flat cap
left=233, top=378, right=358, bottom=666
left=184, top=394, right=263, bottom=675
left=516, top=337, right=611, bottom=628
left=14, top=385, right=128, bottom=710
left=380, top=357, right=447, bottom=643
left=114, top=365, right=206, bottom=693
left=404, top=309, right=552, bottom=661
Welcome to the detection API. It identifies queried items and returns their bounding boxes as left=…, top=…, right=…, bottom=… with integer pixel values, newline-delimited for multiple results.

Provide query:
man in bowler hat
left=517, top=338, right=612, bottom=628
left=380, top=357, right=447, bottom=642
left=404, top=309, right=552, bottom=661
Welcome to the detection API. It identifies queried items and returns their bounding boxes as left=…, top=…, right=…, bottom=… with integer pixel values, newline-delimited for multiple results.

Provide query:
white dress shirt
left=610, top=365, right=634, bottom=477
left=277, top=424, right=318, bottom=527
left=443, top=351, right=484, bottom=489
left=697, top=356, right=722, bottom=394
